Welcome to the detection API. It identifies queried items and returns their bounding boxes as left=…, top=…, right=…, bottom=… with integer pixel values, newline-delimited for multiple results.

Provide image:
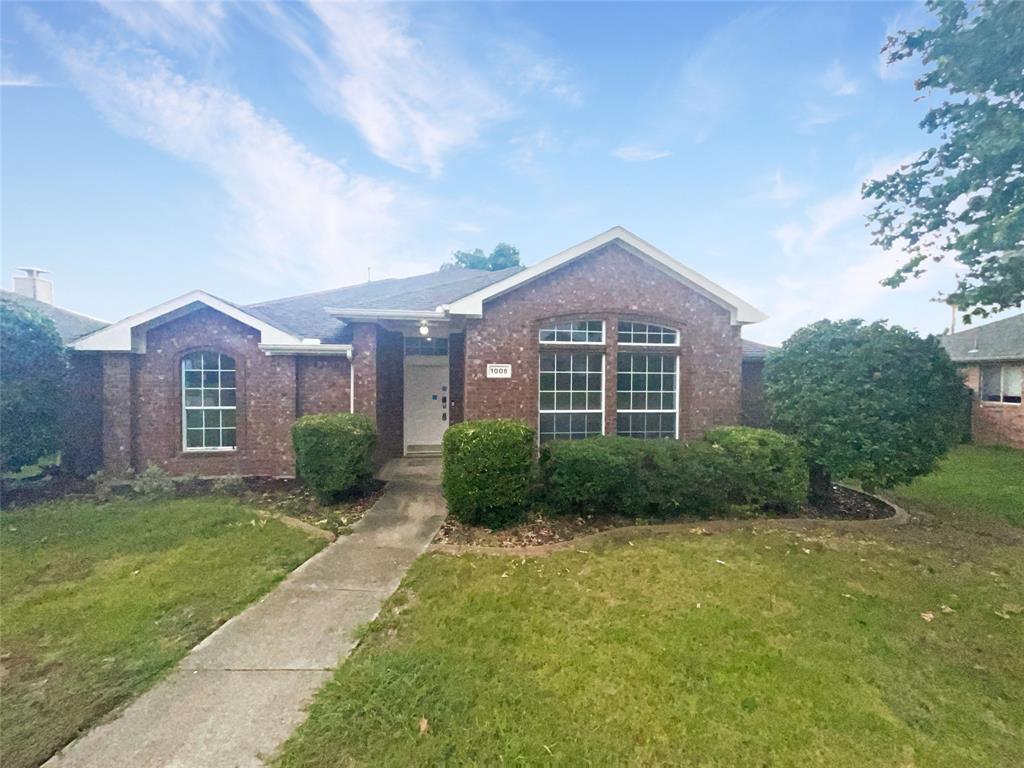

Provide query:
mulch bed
left=244, top=478, right=387, bottom=536
left=434, top=484, right=896, bottom=549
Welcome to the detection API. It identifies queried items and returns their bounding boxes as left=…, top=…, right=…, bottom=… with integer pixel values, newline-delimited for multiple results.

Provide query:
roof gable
left=71, top=290, right=300, bottom=352
left=445, top=227, right=766, bottom=325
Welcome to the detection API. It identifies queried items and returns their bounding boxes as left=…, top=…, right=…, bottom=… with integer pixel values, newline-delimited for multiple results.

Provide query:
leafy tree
left=0, top=299, right=68, bottom=473
left=863, top=0, right=1024, bottom=319
left=448, top=242, right=521, bottom=271
left=764, top=319, right=966, bottom=501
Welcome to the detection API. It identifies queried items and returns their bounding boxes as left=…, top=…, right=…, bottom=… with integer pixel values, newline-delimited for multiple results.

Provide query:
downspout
left=347, top=349, right=354, bottom=413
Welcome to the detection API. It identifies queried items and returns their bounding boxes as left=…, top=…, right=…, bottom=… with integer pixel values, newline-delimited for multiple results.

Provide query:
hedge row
left=441, top=420, right=809, bottom=527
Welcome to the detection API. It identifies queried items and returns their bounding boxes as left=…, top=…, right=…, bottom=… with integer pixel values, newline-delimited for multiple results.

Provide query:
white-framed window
left=618, top=321, right=679, bottom=346
left=182, top=351, right=237, bottom=450
left=980, top=364, right=1022, bottom=404
left=616, top=352, right=678, bottom=438
left=538, top=351, right=604, bottom=442
left=539, top=320, right=604, bottom=344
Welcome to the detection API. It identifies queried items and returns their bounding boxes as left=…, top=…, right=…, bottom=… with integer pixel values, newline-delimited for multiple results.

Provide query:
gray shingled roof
left=939, top=312, right=1024, bottom=363
left=1, top=290, right=108, bottom=344
left=742, top=339, right=775, bottom=361
left=244, top=266, right=523, bottom=341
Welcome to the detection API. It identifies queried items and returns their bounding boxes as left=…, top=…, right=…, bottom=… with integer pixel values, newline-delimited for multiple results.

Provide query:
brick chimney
left=13, top=267, right=53, bottom=304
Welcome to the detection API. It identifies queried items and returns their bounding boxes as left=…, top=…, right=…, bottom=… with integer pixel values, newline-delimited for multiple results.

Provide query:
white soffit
left=71, top=290, right=301, bottom=352
left=444, top=226, right=768, bottom=325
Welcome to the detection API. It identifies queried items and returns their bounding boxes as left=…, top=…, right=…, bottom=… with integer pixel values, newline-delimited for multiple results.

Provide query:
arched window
left=182, top=352, right=237, bottom=450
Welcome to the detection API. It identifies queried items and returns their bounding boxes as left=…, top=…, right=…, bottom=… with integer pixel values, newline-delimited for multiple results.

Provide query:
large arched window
left=182, top=352, right=237, bottom=450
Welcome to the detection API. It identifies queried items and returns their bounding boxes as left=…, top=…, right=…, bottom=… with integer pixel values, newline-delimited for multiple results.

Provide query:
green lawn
left=277, top=447, right=1024, bottom=767
left=893, top=445, right=1024, bottom=527
left=0, top=496, right=325, bottom=768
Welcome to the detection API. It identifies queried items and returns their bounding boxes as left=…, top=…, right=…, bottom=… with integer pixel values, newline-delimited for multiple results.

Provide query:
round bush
left=702, top=426, right=808, bottom=511
left=292, top=413, right=376, bottom=503
left=442, top=419, right=534, bottom=528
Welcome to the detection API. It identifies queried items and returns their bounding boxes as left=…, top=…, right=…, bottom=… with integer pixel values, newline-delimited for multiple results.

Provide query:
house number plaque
left=486, top=363, right=512, bottom=379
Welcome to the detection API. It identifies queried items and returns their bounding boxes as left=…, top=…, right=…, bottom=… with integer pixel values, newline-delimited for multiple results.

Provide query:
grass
left=892, top=444, right=1024, bottom=527
left=0, top=495, right=325, bottom=768
left=276, top=447, right=1024, bottom=767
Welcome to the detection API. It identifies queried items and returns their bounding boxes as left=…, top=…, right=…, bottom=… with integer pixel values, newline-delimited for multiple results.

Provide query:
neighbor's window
left=538, top=320, right=604, bottom=344
left=618, top=321, right=679, bottom=346
left=980, top=364, right=1023, bottom=404
left=616, top=352, right=678, bottom=438
left=182, top=352, right=237, bottom=450
left=538, top=352, right=604, bottom=441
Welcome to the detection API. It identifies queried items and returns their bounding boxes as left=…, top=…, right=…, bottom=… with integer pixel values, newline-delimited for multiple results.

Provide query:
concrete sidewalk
left=47, top=458, right=446, bottom=768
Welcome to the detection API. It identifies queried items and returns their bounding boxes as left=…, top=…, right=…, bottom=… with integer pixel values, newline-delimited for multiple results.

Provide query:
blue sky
left=1, top=1, right=1000, bottom=343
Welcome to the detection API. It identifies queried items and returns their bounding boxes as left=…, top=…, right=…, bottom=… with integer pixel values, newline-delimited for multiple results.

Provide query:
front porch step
left=405, top=444, right=442, bottom=457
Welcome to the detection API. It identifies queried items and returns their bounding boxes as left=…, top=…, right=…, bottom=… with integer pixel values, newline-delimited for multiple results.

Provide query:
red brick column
left=350, top=323, right=378, bottom=422
left=101, top=352, right=134, bottom=475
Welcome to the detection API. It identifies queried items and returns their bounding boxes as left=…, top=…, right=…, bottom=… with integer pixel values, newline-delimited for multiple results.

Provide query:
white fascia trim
left=325, top=307, right=448, bottom=321
left=70, top=290, right=302, bottom=352
left=259, top=343, right=353, bottom=356
left=445, top=226, right=768, bottom=325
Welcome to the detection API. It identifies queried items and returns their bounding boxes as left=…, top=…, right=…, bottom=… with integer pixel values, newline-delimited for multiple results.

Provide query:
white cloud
left=612, top=144, right=671, bottom=163
left=265, top=2, right=507, bottom=176
left=495, top=41, right=583, bottom=107
left=24, top=13, right=434, bottom=288
left=1, top=57, right=43, bottom=87
left=819, top=61, right=861, bottom=96
left=100, top=0, right=227, bottom=49
left=754, top=169, right=805, bottom=205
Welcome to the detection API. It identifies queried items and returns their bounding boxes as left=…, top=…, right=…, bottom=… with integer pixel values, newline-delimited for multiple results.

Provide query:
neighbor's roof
left=0, top=290, right=108, bottom=343
left=939, top=312, right=1024, bottom=363
left=742, top=339, right=775, bottom=361
left=245, top=266, right=522, bottom=341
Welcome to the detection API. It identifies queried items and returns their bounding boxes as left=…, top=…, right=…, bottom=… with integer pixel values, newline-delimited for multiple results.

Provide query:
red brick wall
left=448, top=332, right=465, bottom=425
left=102, top=353, right=134, bottom=475
left=63, top=352, right=104, bottom=476
left=462, top=242, right=742, bottom=438
left=297, top=357, right=351, bottom=416
left=128, top=308, right=298, bottom=476
left=962, top=365, right=1024, bottom=448
left=741, top=360, right=767, bottom=428
left=375, top=329, right=404, bottom=461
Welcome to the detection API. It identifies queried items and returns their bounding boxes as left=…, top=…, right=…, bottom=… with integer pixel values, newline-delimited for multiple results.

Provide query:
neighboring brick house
left=940, top=313, right=1024, bottom=449
left=68, top=227, right=767, bottom=477
left=740, top=339, right=775, bottom=428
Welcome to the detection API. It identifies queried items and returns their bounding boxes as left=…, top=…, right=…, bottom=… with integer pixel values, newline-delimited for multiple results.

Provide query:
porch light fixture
left=419, top=320, right=430, bottom=336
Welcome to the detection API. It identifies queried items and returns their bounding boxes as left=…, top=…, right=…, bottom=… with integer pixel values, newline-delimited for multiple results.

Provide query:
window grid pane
left=616, top=352, right=677, bottom=439
left=538, top=320, right=604, bottom=344
left=404, top=337, right=449, bottom=356
left=182, top=352, right=237, bottom=450
left=618, top=321, right=679, bottom=346
left=539, top=352, right=603, bottom=442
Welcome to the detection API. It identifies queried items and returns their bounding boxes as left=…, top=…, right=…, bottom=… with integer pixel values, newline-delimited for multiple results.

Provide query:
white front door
left=403, top=356, right=450, bottom=452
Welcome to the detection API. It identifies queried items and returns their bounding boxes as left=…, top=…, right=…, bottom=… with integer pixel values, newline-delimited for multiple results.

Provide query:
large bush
left=703, top=426, right=808, bottom=511
left=765, top=319, right=966, bottom=499
left=540, top=437, right=648, bottom=516
left=441, top=419, right=534, bottom=528
left=0, top=298, right=67, bottom=473
left=292, top=413, right=376, bottom=503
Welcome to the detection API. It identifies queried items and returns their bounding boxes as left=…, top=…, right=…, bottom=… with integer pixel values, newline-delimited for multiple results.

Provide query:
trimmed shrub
left=292, top=413, right=376, bottom=503
left=540, top=437, right=649, bottom=516
left=442, top=419, right=534, bottom=527
left=702, top=426, right=808, bottom=511
left=640, top=440, right=732, bottom=519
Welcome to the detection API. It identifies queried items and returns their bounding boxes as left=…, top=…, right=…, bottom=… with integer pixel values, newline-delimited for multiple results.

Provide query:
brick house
left=940, top=313, right=1024, bottom=449
left=67, top=227, right=768, bottom=477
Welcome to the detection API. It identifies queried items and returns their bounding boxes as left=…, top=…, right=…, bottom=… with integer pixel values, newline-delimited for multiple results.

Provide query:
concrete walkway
left=47, top=458, right=446, bottom=768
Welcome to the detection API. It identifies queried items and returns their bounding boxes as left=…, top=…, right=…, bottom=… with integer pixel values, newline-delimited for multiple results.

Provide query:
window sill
left=181, top=448, right=239, bottom=456
left=979, top=401, right=1021, bottom=407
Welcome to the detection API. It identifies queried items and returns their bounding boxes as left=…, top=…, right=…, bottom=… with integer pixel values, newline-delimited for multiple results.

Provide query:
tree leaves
left=863, top=0, right=1024, bottom=318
